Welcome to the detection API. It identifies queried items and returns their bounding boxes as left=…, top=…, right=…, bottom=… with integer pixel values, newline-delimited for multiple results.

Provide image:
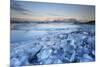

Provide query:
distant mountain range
left=11, top=18, right=95, bottom=25
left=72, top=20, right=95, bottom=25
left=83, top=20, right=95, bottom=24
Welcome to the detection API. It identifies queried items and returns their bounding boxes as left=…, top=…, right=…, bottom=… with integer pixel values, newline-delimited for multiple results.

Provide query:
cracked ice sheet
left=10, top=23, right=95, bottom=66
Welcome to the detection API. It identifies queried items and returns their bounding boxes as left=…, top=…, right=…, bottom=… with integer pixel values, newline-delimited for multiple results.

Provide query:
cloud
left=11, top=0, right=32, bottom=14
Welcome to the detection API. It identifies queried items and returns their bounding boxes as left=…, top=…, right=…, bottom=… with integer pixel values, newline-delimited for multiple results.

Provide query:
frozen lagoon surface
left=10, top=22, right=95, bottom=66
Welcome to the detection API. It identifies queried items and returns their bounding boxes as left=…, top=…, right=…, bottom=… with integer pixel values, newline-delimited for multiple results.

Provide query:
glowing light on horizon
left=11, top=1, right=95, bottom=22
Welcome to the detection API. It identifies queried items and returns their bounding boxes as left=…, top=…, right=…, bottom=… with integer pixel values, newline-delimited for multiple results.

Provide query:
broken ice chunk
left=80, top=54, right=94, bottom=62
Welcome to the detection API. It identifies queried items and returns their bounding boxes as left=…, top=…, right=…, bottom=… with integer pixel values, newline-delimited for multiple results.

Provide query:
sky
left=11, top=1, right=95, bottom=21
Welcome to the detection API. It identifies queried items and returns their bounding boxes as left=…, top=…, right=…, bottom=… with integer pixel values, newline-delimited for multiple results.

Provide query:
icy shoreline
left=10, top=23, right=95, bottom=66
